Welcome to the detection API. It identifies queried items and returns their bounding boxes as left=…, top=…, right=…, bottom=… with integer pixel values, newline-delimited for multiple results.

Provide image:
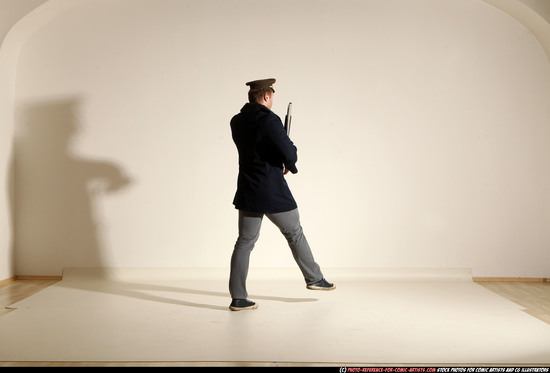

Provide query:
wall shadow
left=11, top=98, right=132, bottom=275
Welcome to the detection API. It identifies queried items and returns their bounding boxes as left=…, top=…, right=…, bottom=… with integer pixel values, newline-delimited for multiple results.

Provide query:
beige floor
left=1, top=268, right=550, bottom=367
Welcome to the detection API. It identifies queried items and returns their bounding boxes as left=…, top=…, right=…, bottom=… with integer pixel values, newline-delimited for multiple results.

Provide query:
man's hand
left=283, top=167, right=290, bottom=175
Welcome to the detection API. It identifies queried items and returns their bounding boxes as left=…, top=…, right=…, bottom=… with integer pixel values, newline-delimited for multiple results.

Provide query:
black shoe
left=229, top=298, right=258, bottom=311
left=306, top=278, right=336, bottom=291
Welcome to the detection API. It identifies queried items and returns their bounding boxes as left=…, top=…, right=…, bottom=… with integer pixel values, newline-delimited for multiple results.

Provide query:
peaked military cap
left=246, top=78, right=276, bottom=92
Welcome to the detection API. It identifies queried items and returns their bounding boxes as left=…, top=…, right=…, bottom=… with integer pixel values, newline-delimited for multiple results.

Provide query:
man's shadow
left=11, top=98, right=132, bottom=274
left=54, top=272, right=318, bottom=312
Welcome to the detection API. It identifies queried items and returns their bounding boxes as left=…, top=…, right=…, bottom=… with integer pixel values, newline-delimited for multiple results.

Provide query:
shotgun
left=284, top=102, right=292, bottom=135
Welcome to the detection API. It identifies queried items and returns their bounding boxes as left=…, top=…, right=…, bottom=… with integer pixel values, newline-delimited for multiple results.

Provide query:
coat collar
left=240, top=102, right=271, bottom=114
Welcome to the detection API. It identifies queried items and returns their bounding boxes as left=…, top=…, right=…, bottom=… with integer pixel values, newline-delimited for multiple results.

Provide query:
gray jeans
left=229, top=208, right=323, bottom=299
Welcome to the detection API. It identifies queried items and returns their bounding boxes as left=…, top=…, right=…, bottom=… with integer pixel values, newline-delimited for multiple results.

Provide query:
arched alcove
left=2, top=0, right=550, bottom=278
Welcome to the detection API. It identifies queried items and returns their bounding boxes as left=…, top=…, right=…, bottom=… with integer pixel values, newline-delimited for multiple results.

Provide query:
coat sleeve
left=263, top=115, right=299, bottom=174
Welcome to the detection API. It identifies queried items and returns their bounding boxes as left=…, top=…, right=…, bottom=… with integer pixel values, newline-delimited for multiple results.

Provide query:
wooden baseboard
left=14, top=275, right=63, bottom=281
left=473, top=277, right=549, bottom=283
left=1, top=275, right=63, bottom=285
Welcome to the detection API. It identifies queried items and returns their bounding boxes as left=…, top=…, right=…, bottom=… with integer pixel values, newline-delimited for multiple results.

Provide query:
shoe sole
left=306, top=285, right=336, bottom=291
left=229, top=304, right=259, bottom=311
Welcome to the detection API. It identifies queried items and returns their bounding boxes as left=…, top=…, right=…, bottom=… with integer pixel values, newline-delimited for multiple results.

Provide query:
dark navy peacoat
left=231, top=102, right=299, bottom=213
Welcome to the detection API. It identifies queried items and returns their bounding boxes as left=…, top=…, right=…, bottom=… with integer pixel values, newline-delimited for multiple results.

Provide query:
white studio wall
left=8, top=0, right=550, bottom=277
left=0, top=0, right=51, bottom=281
left=0, top=34, right=15, bottom=282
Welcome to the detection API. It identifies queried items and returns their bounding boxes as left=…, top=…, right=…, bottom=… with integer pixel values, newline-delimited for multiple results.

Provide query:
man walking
left=228, top=78, right=335, bottom=311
